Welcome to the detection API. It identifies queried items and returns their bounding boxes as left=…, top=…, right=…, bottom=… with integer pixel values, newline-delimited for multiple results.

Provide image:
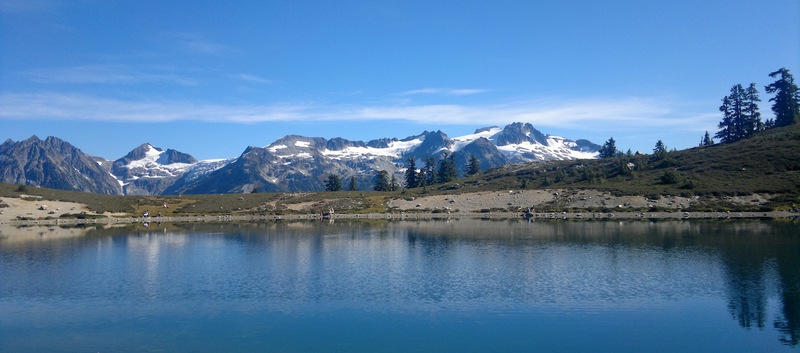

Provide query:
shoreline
left=2, top=210, right=797, bottom=227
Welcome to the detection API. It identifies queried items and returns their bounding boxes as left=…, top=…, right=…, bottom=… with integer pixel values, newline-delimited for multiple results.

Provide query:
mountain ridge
left=0, top=122, right=601, bottom=195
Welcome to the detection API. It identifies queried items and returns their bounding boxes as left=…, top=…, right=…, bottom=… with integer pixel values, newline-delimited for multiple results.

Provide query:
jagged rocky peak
left=269, top=135, right=327, bottom=151
left=366, top=137, right=399, bottom=149
left=119, top=143, right=161, bottom=163
left=404, top=130, right=452, bottom=161
left=159, top=149, right=198, bottom=165
left=326, top=137, right=365, bottom=151
left=493, top=122, right=547, bottom=146
left=0, top=134, right=122, bottom=194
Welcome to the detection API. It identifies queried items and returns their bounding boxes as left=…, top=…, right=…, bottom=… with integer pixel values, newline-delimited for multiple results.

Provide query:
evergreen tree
left=466, top=155, right=480, bottom=176
left=324, top=174, right=342, bottom=191
left=404, top=157, right=418, bottom=188
left=347, top=176, right=357, bottom=191
left=765, top=68, right=800, bottom=127
left=715, top=84, right=760, bottom=143
left=742, top=83, right=761, bottom=137
left=653, top=140, right=667, bottom=158
left=714, top=83, right=761, bottom=143
left=373, top=170, right=390, bottom=191
left=423, top=156, right=437, bottom=186
left=700, top=131, right=714, bottom=146
left=390, top=174, right=399, bottom=191
left=728, top=84, right=746, bottom=140
left=599, top=137, right=617, bottom=158
left=417, top=169, right=427, bottom=189
left=437, top=153, right=457, bottom=184
left=716, top=95, right=736, bottom=143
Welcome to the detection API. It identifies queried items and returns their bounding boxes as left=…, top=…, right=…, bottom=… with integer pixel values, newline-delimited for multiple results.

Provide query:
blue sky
left=1, top=0, right=798, bottom=160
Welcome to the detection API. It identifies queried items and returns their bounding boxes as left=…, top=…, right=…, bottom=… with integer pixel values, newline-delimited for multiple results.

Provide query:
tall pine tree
left=714, top=83, right=763, bottom=143
left=404, top=157, right=418, bottom=188
left=653, top=140, right=667, bottom=158
left=716, top=95, right=735, bottom=143
left=437, top=153, right=457, bottom=184
left=716, top=84, right=760, bottom=143
left=700, top=131, right=714, bottom=146
left=347, top=176, right=357, bottom=191
left=466, top=155, right=480, bottom=176
left=742, top=83, right=762, bottom=137
left=423, top=156, right=437, bottom=186
left=373, top=170, right=390, bottom=191
left=765, top=68, right=800, bottom=127
left=599, top=137, right=617, bottom=158
left=324, top=174, right=342, bottom=191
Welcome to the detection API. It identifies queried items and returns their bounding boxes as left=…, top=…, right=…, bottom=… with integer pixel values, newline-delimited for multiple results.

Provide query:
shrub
left=659, top=170, right=678, bottom=184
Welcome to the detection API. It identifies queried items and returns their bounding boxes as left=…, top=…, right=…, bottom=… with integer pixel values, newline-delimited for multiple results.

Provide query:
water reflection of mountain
left=2, top=218, right=797, bottom=346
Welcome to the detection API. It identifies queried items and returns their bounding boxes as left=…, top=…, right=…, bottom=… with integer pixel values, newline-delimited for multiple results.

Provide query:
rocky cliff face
left=0, top=136, right=122, bottom=194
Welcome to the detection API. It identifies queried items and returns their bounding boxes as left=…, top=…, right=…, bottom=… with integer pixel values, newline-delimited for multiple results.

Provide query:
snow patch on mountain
left=323, top=138, right=423, bottom=160
left=268, top=145, right=288, bottom=152
left=178, top=158, right=232, bottom=184
left=451, top=127, right=503, bottom=151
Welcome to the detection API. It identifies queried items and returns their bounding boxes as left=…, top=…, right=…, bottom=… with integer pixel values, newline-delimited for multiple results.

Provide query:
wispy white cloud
left=20, top=64, right=199, bottom=86
left=231, top=73, right=272, bottom=84
left=169, top=33, right=229, bottom=55
left=395, top=88, right=487, bottom=96
left=0, top=92, right=716, bottom=132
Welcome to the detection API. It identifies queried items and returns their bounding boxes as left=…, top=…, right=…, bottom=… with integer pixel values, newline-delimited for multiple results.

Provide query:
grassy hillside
left=434, top=124, right=800, bottom=209
left=2, top=125, right=799, bottom=215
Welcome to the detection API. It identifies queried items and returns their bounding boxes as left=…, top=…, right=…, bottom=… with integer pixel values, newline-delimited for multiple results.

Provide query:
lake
left=1, top=219, right=798, bottom=352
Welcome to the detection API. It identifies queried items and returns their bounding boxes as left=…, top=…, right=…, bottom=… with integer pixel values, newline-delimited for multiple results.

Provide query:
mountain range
left=0, top=122, right=600, bottom=195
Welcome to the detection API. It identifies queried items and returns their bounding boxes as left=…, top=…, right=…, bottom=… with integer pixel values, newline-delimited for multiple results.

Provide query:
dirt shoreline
left=2, top=191, right=798, bottom=227
left=2, top=210, right=797, bottom=227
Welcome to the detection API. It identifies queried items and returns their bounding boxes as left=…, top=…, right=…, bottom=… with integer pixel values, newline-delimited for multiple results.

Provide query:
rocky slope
left=0, top=136, right=122, bottom=194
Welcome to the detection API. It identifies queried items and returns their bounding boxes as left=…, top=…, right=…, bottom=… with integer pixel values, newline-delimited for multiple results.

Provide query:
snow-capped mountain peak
left=114, top=144, right=196, bottom=177
left=110, top=143, right=225, bottom=195
left=2, top=122, right=599, bottom=195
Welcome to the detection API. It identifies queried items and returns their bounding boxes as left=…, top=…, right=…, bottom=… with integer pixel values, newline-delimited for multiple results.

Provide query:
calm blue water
left=1, top=219, right=798, bottom=352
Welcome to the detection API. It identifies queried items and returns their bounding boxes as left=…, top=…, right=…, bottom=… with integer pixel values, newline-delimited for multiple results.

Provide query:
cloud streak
left=231, top=73, right=273, bottom=84
left=395, top=88, right=487, bottom=96
left=169, top=32, right=230, bottom=55
left=0, top=92, right=715, bottom=131
left=20, top=65, right=199, bottom=86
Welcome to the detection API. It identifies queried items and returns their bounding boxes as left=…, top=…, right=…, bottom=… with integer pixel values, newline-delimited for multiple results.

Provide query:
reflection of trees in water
left=398, top=218, right=800, bottom=347
left=773, top=229, right=800, bottom=347
left=723, top=258, right=768, bottom=329
left=713, top=220, right=799, bottom=347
